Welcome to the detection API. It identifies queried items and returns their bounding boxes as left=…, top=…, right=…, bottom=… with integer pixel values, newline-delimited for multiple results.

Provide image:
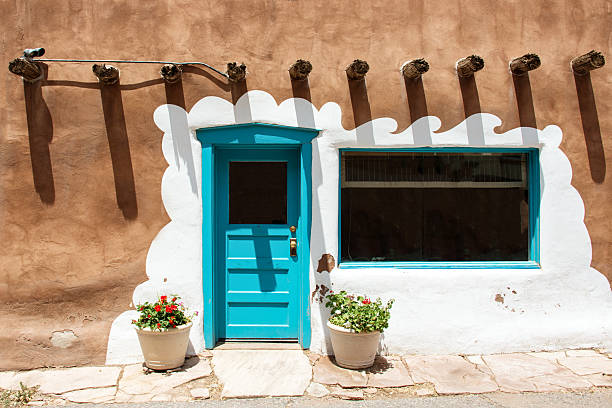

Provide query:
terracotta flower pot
left=327, top=321, right=381, bottom=369
left=135, top=322, right=192, bottom=370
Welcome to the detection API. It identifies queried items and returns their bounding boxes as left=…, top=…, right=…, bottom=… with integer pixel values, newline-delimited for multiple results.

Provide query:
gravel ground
left=71, top=389, right=612, bottom=408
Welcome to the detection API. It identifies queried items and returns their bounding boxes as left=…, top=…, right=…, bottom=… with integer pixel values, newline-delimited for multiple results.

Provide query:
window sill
left=338, top=261, right=541, bottom=269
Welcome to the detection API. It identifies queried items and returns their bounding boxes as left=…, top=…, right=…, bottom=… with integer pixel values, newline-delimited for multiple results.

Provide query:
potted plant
left=132, top=295, right=197, bottom=370
left=325, top=290, right=394, bottom=369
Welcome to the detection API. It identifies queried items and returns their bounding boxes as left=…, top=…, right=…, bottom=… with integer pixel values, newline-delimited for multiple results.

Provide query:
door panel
left=216, top=148, right=299, bottom=340
left=226, top=234, right=288, bottom=257
left=226, top=269, right=290, bottom=293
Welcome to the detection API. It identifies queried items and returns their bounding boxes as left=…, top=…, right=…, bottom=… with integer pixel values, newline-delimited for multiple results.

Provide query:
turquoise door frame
left=196, top=123, right=319, bottom=349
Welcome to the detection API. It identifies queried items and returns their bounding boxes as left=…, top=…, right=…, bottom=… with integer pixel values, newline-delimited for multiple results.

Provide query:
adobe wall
left=1, top=0, right=610, bottom=369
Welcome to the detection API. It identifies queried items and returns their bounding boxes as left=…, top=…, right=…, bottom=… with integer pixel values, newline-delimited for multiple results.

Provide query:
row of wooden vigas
left=7, top=48, right=605, bottom=84
left=341, top=51, right=604, bottom=82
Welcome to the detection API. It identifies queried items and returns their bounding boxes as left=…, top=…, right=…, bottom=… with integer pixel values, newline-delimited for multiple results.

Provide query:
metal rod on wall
left=8, top=48, right=229, bottom=78
left=34, top=58, right=229, bottom=78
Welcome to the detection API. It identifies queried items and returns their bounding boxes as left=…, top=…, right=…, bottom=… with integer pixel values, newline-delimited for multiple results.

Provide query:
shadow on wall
left=286, top=72, right=332, bottom=349
left=290, top=75, right=312, bottom=102
left=512, top=73, right=539, bottom=146
left=348, top=76, right=374, bottom=145
left=164, top=77, right=186, bottom=110
left=19, top=65, right=231, bottom=217
left=404, top=75, right=432, bottom=145
left=311, top=139, right=332, bottom=351
left=231, top=80, right=249, bottom=106
left=98, top=80, right=139, bottom=220
left=182, top=65, right=230, bottom=93
left=290, top=75, right=317, bottom=128
left=574, top=72, right=606, bottom=184
left=458, top=74, right=485, bottom=145
left=458, top=74, right=481, bottom=118
left=290, top=74, right=331, bottom=334
left=163, top=78, right=199, bottom=195
left=231, top=80, right=251, bottom=123
left=404, top=75, right=428, bottom=122
left=23, top=63, right=55, bottom=204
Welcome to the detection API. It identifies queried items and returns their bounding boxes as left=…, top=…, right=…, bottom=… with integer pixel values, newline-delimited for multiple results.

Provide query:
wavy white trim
left=106, top=90, right=611, bottom=364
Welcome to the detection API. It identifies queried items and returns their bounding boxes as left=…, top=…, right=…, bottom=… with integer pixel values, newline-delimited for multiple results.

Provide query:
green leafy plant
left=1, top=382, right=39, bottom=407
left=132, top=295, right=197, bottom=331
left=325, top=290, right=394, bottom=333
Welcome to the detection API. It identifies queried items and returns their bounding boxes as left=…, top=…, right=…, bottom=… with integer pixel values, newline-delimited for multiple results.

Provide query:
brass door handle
left=290, top=238, right=297, bottom=257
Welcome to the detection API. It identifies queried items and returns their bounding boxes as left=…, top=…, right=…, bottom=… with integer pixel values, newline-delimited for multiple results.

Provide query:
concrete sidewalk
left=0, top=348, right=610, bottom=405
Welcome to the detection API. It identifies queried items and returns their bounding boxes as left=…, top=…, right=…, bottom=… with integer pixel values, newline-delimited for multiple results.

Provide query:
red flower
left=139, top=306, right=143, bottom=311
left=171, top=304, right=177, bottom=311
left=147, top=314, right=151, bottom=318
left=171, top=323, right=176, bottom=328
left=172, top=297, right=177, bottom=302
left=132, top=319, right=136, bottom=324
left=362, top=299, right=371, bottom=305
left=160, top=296, right=167, bottom=303
left=155, top=305, right=161, bottom=312
left=157, top=323, right=161, bottom=328
left=166, top=305, right=173, bottom=313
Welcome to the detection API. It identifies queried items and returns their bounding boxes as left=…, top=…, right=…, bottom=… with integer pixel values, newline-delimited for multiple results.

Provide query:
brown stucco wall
left=1, top=0, right=610, bottom=370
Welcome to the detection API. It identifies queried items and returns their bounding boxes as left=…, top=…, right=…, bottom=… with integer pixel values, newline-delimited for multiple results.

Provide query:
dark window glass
left=341, top=152, right=530, bottom=262
left=229, top=162, right=287, bottom=224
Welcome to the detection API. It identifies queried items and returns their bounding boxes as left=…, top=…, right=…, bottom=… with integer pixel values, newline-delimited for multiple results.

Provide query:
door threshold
left=214, top=341, right=302, bottom=350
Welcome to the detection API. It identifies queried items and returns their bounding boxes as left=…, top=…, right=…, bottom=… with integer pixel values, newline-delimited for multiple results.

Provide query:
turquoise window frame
left=338, top=147, right=541, bottom=269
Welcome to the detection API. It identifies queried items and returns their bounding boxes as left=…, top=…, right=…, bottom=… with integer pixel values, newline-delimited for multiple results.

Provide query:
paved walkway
left=0, top=348, right=610, bottom=404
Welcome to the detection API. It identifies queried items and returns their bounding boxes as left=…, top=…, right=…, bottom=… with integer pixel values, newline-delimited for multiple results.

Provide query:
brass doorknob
left=289, top=225, right=297, bottom=233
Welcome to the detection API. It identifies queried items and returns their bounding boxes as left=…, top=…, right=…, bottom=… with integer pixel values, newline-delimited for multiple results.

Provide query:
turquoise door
left=215, top=148, right=300, bottom=339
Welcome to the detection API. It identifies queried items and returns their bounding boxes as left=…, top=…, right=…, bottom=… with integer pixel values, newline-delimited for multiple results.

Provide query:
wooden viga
left=289, top=59, right=312, bottom=81
left=92, top=64, right=119, bottom=85
left=509, top=53, right=541, bottom=76
left=456, top=55, right=484, bottom=77
left=8, top=57, right=43, bottom=81
left=346, top=59, right=369, bottom=80
left=226, top=62, right=247, bottom=82
left=571, top=50, right=605, bottom=75
left=160, top=64, right=182, bottom=83
left=401, top=59, right=430, bottom=79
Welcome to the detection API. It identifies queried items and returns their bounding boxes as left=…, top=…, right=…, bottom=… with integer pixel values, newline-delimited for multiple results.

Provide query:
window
left=229, top=161, right=287, bottom=224
left=340, top=149, right=539, bottom=267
